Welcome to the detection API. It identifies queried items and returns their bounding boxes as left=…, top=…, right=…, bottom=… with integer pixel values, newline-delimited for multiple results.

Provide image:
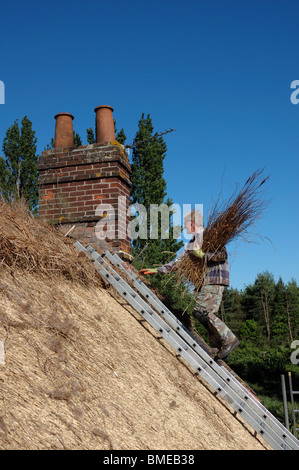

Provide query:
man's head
left=183, top=209, right=203, bottom=234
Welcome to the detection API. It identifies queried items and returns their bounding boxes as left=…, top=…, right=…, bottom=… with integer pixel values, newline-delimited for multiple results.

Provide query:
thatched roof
left=0, top=201, right=270, bottom=450
left=0, top=199, right=103, bottom=287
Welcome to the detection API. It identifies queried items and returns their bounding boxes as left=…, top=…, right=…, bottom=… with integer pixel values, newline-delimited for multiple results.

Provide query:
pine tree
left=131, top=114, right=166, bottom=210
left=45, top=131, right=82, bottom=150
left=2, top=116, right=38, bottom=211
left=86, top=127, right=95, bottom=144
left=286, top=279, right=299, bottom=342
left=73, top=132, right=82, bottom=147
left=86, top=121, right=127, bottom=145
left=272, top=277, right=289, bottom=345
left=130, top=113, right=183, bottom=267
left=241, top=271, right=276, bottom=345
left=116, top=128, right=127, bottom=145
left=0, top=156, right=9, bottom=199
left=2, top=119, right=21, bottom=197
left=45, top=138, right=55, bottom=150
left=221, top=287, right=245, bottom=335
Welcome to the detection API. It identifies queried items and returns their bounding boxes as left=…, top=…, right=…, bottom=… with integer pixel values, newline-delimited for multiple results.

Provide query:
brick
left=38, top=142, right=132, bottom=254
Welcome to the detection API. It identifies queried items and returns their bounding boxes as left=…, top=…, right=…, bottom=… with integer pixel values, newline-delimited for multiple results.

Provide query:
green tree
left=86, top=127, right=95, bottom=145
left=131, top=113, right=166, bottom=210
left=285, top=279, right=299, bottom=342
left=73, top=131, right=82, bottom=147
left=116, top=127, right=127, bottom=145
left=130, top=113, right=183, bottom=267
left=2, top=116, right=38, bottom=211
left=221, top=287, right=245, bottom=336
left=239, top=318, right=264, bottom=346
left=45, top=131, right=82, bottom=150
left=44, top=137, right=55, bottom=151
left=0, top=156, right=9, bottom=199
left=241, top=271, right=275, bottom=344
left=272, top=277, right=289, bottom=346
left=86, top=120, right=127, bottom=145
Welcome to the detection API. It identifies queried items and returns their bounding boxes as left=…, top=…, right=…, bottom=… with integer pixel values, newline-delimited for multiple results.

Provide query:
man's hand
left=139, top=268, right=158, bottom=275
left=192, top=243, right=205, bottom=259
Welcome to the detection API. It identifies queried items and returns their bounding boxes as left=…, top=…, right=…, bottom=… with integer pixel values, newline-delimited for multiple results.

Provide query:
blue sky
left=1, top=0, right=299, bottom=290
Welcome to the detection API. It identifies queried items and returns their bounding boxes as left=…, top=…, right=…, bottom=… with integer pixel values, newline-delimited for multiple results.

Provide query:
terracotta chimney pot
left=94, top=105, right=115, bottom=144
left=54, top=112, right=74, bottom=148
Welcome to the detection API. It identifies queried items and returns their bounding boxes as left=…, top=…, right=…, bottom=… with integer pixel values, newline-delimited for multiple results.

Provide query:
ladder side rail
left=221, top=369, right=299, bottom=449
left=110, top=252, right=177, bottom=312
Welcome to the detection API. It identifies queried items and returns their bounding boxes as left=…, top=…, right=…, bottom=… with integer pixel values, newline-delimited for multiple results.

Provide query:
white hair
left=183, top=209, right=203, bottom=227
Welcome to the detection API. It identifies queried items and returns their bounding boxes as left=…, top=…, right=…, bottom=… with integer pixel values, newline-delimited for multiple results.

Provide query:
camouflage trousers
left=193, top=284, right=234, bottom=348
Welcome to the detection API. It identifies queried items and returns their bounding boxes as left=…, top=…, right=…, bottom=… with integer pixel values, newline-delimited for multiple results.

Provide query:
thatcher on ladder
left=139, top=209, right=240, bottom=361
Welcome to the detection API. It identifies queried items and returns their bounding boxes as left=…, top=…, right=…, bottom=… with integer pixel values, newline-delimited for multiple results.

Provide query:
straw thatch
left=0, top=199, right=103, bottom=287
left=0, top=265, right=270, bottom=450
left=172, top=170, right=270, bottom=291
left=0, top=197, right=270, bottom=450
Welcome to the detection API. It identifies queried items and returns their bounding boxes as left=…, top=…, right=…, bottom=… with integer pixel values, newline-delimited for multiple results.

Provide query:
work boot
left=209, top=348, right=219, bottom=360
left=217, top=337, right=240, bottom=360
left=208, top=334, right=222, bottom=350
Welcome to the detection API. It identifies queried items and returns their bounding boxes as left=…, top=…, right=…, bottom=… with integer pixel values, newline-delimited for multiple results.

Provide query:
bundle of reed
left=0, top=198, right=103, bottom=286
left=171, top=169, right=269, bottom=291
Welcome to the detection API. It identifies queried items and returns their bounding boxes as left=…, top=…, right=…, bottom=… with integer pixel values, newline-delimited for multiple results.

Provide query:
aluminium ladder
left=74, top=241, right=299, bottom=451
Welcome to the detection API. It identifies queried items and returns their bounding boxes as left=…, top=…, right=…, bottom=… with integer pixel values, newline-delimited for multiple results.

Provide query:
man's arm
left=193, top=244, right=228, bottom=262
left=140, top=241, right=191, bottom=276
left=157, top=249, right=187, bottom=273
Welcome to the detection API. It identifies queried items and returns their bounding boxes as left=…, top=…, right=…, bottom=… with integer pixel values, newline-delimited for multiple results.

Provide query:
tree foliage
left=221, top=271, right=299, bottom=350
left=218, top=272, right=299, bottom=415
left=86, top=120, right=127, bottom=145
left=130, top=113, right=183, bottom=268
left=1, top=116, right=38, bottom=212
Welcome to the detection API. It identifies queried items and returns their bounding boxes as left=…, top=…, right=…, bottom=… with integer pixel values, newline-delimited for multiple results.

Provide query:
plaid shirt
left=157, top=233, right=230, bottom=287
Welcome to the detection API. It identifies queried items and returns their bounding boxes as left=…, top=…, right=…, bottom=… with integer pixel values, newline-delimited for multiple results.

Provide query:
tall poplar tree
left=130, top=113, right=183, bottom=267
left=45, top=131, right=82, bottom=150
left=1, top=116, right=38, bottom=211
left=86, top=120, right=127, bottom=145
left=0, top=156, right=9, bottom=200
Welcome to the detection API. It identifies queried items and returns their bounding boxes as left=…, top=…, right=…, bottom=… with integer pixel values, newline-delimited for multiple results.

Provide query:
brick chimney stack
left=37, top=106, right=132, bottom=257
